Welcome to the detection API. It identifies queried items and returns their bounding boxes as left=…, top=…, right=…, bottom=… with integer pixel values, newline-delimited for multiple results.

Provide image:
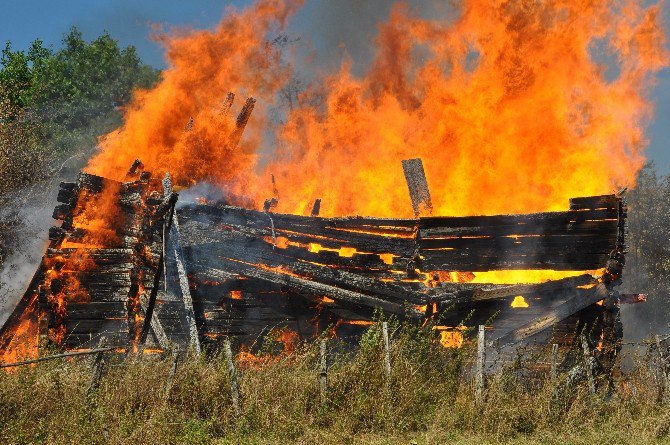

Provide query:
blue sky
left=2, top=1, right=669, bottom=172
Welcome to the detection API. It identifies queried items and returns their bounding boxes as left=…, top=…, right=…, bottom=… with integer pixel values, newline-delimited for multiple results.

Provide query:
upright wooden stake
left=401, top=158, right=433, bottom=217
left=319, top=339, right=328, bottom=403
left=224, top=338, right=241, bottom=416
left=310, top=199, right=322, bottom=217
left=382, top=322, right=391, bottom=380
left=475, top=325, right=486, bottom=405
left=87, top=337, right=108, bottom=396
left=581, top=335, right=596, bottom=395
left=655, top=335, right=670, bottom=403
left=164, top=349, right=179, bottom=403
left=550, top=343, right=559, bottom=387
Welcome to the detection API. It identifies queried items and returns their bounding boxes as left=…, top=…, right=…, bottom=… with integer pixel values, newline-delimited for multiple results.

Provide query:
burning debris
left=0, top=149, right=636, bottom=380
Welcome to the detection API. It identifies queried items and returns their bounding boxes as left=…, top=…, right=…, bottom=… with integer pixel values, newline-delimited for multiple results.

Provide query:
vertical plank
left=224, top=338, right=241, bottom=416
left=401, top=158, right=433, bottom=217
left=550, top=343, right=559, bottom=387
left=382, top=322, right=391, bottom=380
left=163, top=172, right=200, bottom=355
left=319, top=339, right=328, bottom=403
left=164, top=349, right=179, bottom=403
left=655, top=335, right=670, bottom=403
left=87, top=337, right=108, bottom=396
left=311, top=199, right=322, bottom=217
left=581, top=335, right=596, bottom=395
left=171, top=213, right=202, bottom=355
left=475, top=325, right=486, bottom=405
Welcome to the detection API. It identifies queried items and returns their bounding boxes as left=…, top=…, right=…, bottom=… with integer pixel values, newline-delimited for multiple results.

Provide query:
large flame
left=86, top=0, right=666, bottom=218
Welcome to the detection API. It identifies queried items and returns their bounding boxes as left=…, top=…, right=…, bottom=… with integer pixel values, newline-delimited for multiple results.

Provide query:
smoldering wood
left=221, top=92, right=235, bottom=115
left=230, top=97, right=256, bottom=149
left=0, top=347, right=117, bottom=369
left=140, top=295, right=170, bottom=350
left=491, top=284, right=609, bottom=348
left=402, top=158, right=433, bottom=217
left=311, top=198, right=321, bottom=217
left=0, top=163, right=628, bottom=375
left=170, top=211, right=202, bottom=355
left=569, top=195, right=619, bottom=210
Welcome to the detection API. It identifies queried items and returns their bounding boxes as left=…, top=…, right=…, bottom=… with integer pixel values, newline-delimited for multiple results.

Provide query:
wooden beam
left=140, top=295, right=170, bottom=350
left=402, top=158, right=433, bottom=217
left=171, top=212, right=202, bottom=355
left=490, top=283, right=608, bottom=348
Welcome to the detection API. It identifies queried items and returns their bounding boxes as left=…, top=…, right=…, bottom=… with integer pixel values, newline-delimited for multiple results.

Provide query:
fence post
left=655, top=335, right=670, bottom=403
left=87, top=337, right=108, bottom=397
left=164, top=349, right=179, bottom=403
left=382, top=322, right=391, bottom=381
left=475, top=325, right=486, bottom=405
left=581, top=335, right=596, bottom=395
left=223, top=338, right=241, bottom=416
left=319, top=339, right=328, bottom=403
left=550, top=343, right=559, bottom=387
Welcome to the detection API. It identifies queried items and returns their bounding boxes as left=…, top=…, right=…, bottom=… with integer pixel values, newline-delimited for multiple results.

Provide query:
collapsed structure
left=0, top=95, right=641, bottom=378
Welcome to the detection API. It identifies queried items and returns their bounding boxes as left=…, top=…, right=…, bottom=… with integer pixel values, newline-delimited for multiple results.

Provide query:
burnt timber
left=1, top=164, right=630, bottom=375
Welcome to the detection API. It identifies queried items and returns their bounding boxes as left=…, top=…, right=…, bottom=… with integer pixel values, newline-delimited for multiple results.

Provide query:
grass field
left=1, top=321, right=669, bottom=445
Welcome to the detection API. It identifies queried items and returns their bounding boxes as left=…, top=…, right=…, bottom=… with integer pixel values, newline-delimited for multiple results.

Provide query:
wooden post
left=581, top=335, right=596, bottom=395
left=655, top=335, right=670, bottom=403
left=87, top=337, right=108, bottom=396
left=401, top=158, right=433, bottom=217
left=550, top=343, right=559, bottom=387
left=475, top=325, right=486, bottom=405
left=164, top=349, right=179, bottom=403
left=382, top=322, right=391, bottom=380
left=310, top=199, right=322, bottom=217
left=319, top=339, right=328, bottom=403
left=223, top=338, right=241, bottom=416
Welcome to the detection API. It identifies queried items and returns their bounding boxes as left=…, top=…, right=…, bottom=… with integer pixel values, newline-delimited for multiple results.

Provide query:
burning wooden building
left=0, top=159, right=635, bottom=373
left=0, top=95, right=640, bottom=377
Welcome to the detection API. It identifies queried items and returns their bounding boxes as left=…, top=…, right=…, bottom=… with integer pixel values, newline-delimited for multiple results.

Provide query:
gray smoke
left=288, top=0, right=453, bottom=76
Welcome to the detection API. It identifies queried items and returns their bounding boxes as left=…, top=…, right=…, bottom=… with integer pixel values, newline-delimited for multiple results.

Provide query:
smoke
left=0, top=149, right=90, bottom=327
left=290, top=1, right=451, bottom=75
left=0, top=189, right=55, bottom=326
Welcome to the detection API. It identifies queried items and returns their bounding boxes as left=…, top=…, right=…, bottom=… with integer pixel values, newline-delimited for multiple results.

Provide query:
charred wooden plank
left=569, top=195, right=619, bottom=210
left=418, top=234, right=617, bottom=251
left=420, top=219, right=618, bottom=238
left=170, top=208, right=201, bottom=355
left=490, top=283, right=608, bottom=347
left=57, top=182, right=79, bottom=205
left=198, top=256, right=420, bottom=318
left=420, top=208, right=618, bottom=230
left=179, top=208, right=415, bottom=256
left=402, top=158, right=433, bottom=217
left=183, top=235, right=433, bottom=304
left=420, top=250, right=611, bottom=272
left=67, top=302, right=128, bottom=319
left=140, top=294, right=170, bottom=350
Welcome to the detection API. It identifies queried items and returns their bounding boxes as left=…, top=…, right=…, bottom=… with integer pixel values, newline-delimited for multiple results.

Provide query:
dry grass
left=0, top=321, right=668, bottom=445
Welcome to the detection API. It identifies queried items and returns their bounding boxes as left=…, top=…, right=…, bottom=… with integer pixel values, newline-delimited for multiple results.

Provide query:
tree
left=623, top=163, right=670, bottom=335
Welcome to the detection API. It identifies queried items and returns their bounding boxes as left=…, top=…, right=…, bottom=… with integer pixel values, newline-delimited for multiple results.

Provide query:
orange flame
left=84, top=0, right=665, bottom=219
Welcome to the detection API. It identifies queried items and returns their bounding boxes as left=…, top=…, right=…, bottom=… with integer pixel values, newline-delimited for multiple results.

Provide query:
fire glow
left=86, top=0, right=666, bottom=219
left=1, top=0, right=662, bottom=364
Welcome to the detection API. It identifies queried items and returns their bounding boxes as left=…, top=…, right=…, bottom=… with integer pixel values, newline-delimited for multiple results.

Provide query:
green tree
left=623, top=163, right=670, bottom=335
